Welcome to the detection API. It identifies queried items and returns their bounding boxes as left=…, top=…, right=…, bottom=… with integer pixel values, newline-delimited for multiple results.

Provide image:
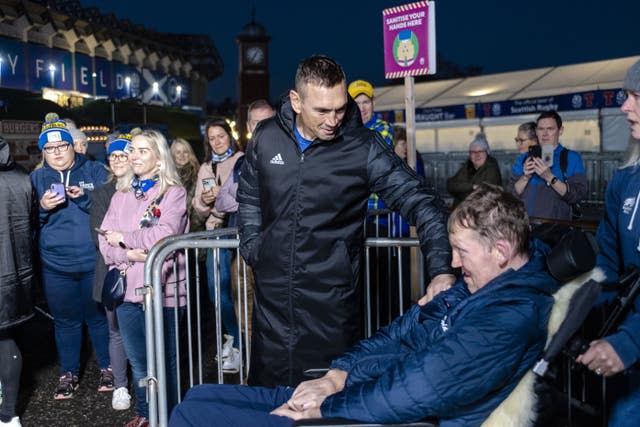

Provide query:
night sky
left=80, top=0, right=639, bottom=105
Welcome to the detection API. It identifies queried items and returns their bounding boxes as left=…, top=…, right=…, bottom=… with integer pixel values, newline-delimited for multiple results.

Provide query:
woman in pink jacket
left=99, top=129, right=188, bottom=427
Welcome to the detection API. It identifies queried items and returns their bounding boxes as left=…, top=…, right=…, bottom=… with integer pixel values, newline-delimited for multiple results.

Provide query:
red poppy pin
left=153, top=207, right=161, bottom=217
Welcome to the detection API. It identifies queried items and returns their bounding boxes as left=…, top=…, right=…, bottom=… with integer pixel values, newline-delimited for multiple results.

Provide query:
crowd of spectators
left=1, top=57, right=639, bottom=427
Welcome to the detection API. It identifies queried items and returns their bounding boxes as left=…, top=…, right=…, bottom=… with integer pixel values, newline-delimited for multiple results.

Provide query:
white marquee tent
left=372, top=55, right=640, bottom=153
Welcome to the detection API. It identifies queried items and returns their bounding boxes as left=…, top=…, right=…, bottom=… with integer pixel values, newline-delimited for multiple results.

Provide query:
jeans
left=106, top=308, right=128, bottom=388
left=42, top=265, right=110, bottom=375
left=609, top=367, right=640, bottom=426
left=169, top=384, right=294, bottom=427
left=117, top=303, right=183, bottom=419
left=206, top=248, right=240, bottom=347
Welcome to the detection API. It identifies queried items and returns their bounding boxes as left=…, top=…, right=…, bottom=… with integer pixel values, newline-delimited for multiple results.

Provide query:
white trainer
left=222, top=334, right=234, bottom=359
left=0, top=416, right=21, bottom=427
left=112, top=386, right=131, bottom=411
left=222, top=348, right=241, bottom=374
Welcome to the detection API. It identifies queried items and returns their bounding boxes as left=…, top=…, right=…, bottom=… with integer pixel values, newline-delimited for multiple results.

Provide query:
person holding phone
left=30, top=113, right=111, bottom=401
left=508, top=111, right=587, bottom=221
left=193, top=119, right=244, bottom=373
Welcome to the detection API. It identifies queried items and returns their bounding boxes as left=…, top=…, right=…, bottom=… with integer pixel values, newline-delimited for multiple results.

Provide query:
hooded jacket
left=321, top=240, right=559, bottom=426
left=30, top=153, right=109, bottom=273
left=0, top=140, right=34, bottom=330
left=596, top=164, right=640, bottom=368
left=237, top=95, right=452, bottom=386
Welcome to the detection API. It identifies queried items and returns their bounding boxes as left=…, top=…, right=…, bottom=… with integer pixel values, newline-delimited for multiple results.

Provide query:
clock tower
left=237, top=13, right=271, bottom=148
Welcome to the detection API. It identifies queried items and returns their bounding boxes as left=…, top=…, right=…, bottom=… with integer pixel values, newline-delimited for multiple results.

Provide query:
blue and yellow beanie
left=38, top=112, right=73, bottom=150
left=107, top=133, right=133, bottom=155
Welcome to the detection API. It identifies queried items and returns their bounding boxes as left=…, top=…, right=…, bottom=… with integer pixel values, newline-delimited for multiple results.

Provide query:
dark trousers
left=169, top=384, right=294, bottom=427
left=42, top=265, right=110, bottom=375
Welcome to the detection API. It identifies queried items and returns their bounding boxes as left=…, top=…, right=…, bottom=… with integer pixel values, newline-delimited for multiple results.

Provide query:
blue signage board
left=166, top=74, right=188, bottom=105
left=75, top=53, right=93, bottom=95
left=94, top=57, right=111, bottom=97
left=27, top=44, right=73, bottom=91
left=113, top=62, right=142, bottom=99
left=480, top=90, right=627, bottom=118
left=0, top=37, right=27, bottom=89
left=381, top=89, right=626, bottom=123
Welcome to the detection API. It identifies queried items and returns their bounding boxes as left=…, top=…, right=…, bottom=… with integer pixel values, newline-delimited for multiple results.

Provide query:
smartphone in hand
left=50, top=182, right=66, bottom=199
left=528, top=145, right=542, bottom=159
left=542, top=144, right=554, bottom=167
left=202, top=178, right=216, bottom=191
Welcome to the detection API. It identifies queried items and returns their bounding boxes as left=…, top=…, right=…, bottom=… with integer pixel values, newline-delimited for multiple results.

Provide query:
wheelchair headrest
left=546, top=229, right=599, bottom=283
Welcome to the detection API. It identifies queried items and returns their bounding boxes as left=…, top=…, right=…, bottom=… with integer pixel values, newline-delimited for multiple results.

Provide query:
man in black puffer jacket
left=238, top=55, right=455, bottom=387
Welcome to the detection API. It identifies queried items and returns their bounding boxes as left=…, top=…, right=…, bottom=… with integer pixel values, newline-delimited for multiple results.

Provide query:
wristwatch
left=547, top=177, right=558, bottom=187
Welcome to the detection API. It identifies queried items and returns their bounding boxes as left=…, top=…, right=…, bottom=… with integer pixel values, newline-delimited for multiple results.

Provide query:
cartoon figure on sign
left=393, top=29, right=419, bottom=67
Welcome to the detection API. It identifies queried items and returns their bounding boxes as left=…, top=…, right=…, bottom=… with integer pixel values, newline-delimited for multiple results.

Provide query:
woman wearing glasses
left=99, top=129, right=188, bottom=427
left=89, top=132, right=137, bottom=411
left=30, top=113, right=111, bottom=400
left=514, top=121, right=539, bottom=154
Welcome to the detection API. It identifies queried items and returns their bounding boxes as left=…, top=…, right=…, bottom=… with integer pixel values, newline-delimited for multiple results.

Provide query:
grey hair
left=517, top=121, right=538, bottom=142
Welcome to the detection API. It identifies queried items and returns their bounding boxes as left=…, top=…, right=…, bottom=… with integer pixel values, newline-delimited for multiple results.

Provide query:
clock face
left=245, top=46, right=265, bottom=66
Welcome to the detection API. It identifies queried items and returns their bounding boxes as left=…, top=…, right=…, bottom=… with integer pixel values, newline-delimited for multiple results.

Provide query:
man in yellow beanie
left=348, top=79, right=393, bottom=146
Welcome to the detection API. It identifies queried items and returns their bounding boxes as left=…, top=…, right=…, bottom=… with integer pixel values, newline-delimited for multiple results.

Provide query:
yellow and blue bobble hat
left=38, top=112, right=73, bottom=150
left=107, top=133, right=133, bottom=155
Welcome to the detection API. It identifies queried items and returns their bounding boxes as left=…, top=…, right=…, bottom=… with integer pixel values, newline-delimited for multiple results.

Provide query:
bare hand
left=528, top=156, right=552, bottom=181
left=66, top=185, right=85, bottom=199
left=270, top=403, right=321, bottom=420
left=201, top=188, right=218, bottom=205
left=40, top=190, right=65, bottom=210
left=419, top=273, right=456, bottom=305
left=127, top=248, right=148, bottom=262
left=287, top=369, right=347, bottom=412
left=576, top=339, right=625, bottom=377
left=105, top=231, right=125, bottom=248
left=523, top=157, right=536, bottom=178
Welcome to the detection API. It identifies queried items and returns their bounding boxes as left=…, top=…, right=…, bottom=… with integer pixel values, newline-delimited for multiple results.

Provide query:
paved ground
left=15, top=294, right=233, bottom=427
left=16, top=309, right=135, bottom=427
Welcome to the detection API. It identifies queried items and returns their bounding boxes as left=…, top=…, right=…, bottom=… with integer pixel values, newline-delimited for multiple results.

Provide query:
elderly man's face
left=248, top=106, right=275, bottom=134
left=74, top=139, right=88, bottom=154
left=449, top=226, right=503, bottom=293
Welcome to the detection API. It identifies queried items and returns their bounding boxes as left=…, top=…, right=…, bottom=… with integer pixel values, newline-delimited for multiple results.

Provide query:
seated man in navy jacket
left=170, top=184, right=560, bottom=427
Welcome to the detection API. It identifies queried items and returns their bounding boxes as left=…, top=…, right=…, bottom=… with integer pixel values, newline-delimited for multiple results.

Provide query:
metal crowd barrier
left=142, top=226, right=425, bottom=426
left=143, top=228, right=250, bottom=427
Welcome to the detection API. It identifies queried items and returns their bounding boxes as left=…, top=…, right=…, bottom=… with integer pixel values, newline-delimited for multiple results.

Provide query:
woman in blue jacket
left=30, top=113, right=111, bottom=400
left=577, top=60, right=640, bottom=427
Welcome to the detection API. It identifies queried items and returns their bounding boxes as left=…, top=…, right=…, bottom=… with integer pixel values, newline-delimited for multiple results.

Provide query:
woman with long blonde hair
left=171, top=138, right=204, bottom=231
left=99, top=129, right=188, bottom=427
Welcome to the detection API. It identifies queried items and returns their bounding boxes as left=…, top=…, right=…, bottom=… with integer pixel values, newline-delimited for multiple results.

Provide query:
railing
left=142, top=229, right=424, bottom=426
